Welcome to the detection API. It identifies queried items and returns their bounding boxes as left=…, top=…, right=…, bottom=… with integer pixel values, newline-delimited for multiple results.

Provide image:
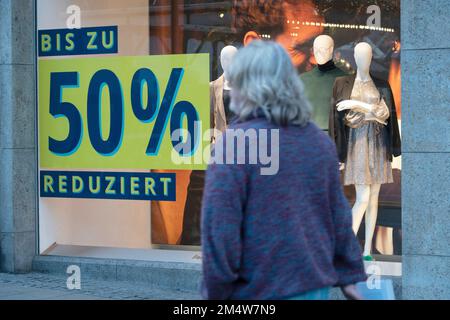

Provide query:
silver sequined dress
left=343, top=78, right=393, bottom=186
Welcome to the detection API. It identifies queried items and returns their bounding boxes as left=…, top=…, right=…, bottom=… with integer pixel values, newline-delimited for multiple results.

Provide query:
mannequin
left=300, top=35, right=348, bottom=132
left=313, top=34, right=334, bottom=65
left=179, top=45, right=237, bottom=245
left=329, top=42, right=401, bottom=260
left=220, top=45, right=237, bottom=90
left=336, top=43, right=381, bottom=119
left=213, top=45, right=238, bottom=132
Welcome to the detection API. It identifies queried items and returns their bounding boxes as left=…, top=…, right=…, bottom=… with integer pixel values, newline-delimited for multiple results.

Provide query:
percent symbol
left=131, top=67, right=200, bottom=156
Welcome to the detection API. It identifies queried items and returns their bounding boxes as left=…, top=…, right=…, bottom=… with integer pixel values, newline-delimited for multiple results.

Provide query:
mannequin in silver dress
left=336, top=42, right=393, bottom=260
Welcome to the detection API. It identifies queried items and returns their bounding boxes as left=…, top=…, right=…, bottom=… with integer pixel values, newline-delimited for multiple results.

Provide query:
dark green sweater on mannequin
left=300, top=60, right=348, bottom=131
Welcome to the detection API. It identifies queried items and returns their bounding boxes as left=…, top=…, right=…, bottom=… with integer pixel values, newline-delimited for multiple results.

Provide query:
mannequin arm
left=336, top=99, right=372, bottom=113
left=337, top=98, right=390, bottom=125
left=364, top=98, right=390, bottom=124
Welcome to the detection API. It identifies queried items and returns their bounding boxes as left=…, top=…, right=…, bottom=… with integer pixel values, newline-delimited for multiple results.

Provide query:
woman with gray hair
left=201, top=40, right=366, bottom=300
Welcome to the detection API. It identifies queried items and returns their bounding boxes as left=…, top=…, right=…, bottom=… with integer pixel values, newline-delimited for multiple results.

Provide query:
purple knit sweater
left=201, top=117, right=367, bottom=300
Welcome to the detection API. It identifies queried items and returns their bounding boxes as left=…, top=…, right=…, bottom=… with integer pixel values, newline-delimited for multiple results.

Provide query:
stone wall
left=0, top=0, right=37, bottom=272
left=402, top=0, right=450, bottom=299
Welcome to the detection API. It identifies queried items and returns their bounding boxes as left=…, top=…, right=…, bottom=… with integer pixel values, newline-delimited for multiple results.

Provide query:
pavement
left=0, top=272, right=201, bottom=300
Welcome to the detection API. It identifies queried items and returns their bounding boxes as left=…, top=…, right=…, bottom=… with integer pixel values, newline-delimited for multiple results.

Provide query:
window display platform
left=42, top=244, right=202, bottom=264
left=33, top=245, right=401, bottom=294
left=40, top=245, right=402, bottom=277
left=364, top=256, right=402, bottom=277
left=33, top=246, right=202, bottom=292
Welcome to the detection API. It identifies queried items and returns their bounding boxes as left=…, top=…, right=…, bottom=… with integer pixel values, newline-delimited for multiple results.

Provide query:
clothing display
left=222, top=89, right=234, bottom=124
left=300, top=60, right=347, bottom=131
left=342, top=78, right=393, bottom=185
left=329, top=74, right=401, bottom=165
left=179, top=170, right=204, bottom=245
left=180, top=76, right=230, bottom=246
left=210, top=75, right=228, bottom=135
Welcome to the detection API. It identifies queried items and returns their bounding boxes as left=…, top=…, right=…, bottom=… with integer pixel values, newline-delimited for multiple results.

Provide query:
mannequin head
left=220, top=45, right=238, bottom=81
left=354, top=42, right=373, bottom=76
left=313, top=35, right=334, bottom=65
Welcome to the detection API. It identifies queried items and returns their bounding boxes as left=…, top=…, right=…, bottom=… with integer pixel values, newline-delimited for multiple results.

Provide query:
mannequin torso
left=300, top=35, right=347, bottom=131
left=211, top=46, right=237, bottom=134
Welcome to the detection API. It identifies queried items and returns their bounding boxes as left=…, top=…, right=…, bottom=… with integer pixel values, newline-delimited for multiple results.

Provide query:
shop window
left=37, top=0, right=401, bottom=272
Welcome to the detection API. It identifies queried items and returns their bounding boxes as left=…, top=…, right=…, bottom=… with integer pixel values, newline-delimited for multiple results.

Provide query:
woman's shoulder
left=227, top=116, right=275, bottom=130
left=228, top=119, right=328, bottom=135
left=294, top=122, right=338, bottom=155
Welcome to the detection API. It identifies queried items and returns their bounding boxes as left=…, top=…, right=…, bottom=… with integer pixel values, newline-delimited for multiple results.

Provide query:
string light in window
left=292, top=20, right=395, bottom=33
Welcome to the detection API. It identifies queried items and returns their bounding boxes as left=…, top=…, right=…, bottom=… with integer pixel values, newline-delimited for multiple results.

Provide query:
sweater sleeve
left=201, top=141, right=247, bottom=300
left=328, top=149, right=367, bottom=286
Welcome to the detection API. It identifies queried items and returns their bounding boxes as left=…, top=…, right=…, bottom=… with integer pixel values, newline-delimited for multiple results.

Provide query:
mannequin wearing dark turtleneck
left=300, top=60, right=348, bottom=132
left=318, top=59, right=338, bottom=72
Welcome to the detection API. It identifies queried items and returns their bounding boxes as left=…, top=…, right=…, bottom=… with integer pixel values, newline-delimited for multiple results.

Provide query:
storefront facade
left=0, top=0, right=449, bottom=299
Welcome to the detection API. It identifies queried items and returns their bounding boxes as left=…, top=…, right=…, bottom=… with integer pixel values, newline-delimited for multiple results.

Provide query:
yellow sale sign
left=38, top=54, right=210, bottom=170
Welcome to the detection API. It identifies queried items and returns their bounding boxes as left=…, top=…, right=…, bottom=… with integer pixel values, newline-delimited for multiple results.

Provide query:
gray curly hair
left=228, top=40, right=312, bottom=127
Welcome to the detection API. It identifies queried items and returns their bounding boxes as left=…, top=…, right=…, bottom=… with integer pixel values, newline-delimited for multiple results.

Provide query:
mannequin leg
left=375, top=226, right=394, bottom=255
left=352, top=185, right=371, bottom=234
left=363, top=183, right=382, bottom=256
